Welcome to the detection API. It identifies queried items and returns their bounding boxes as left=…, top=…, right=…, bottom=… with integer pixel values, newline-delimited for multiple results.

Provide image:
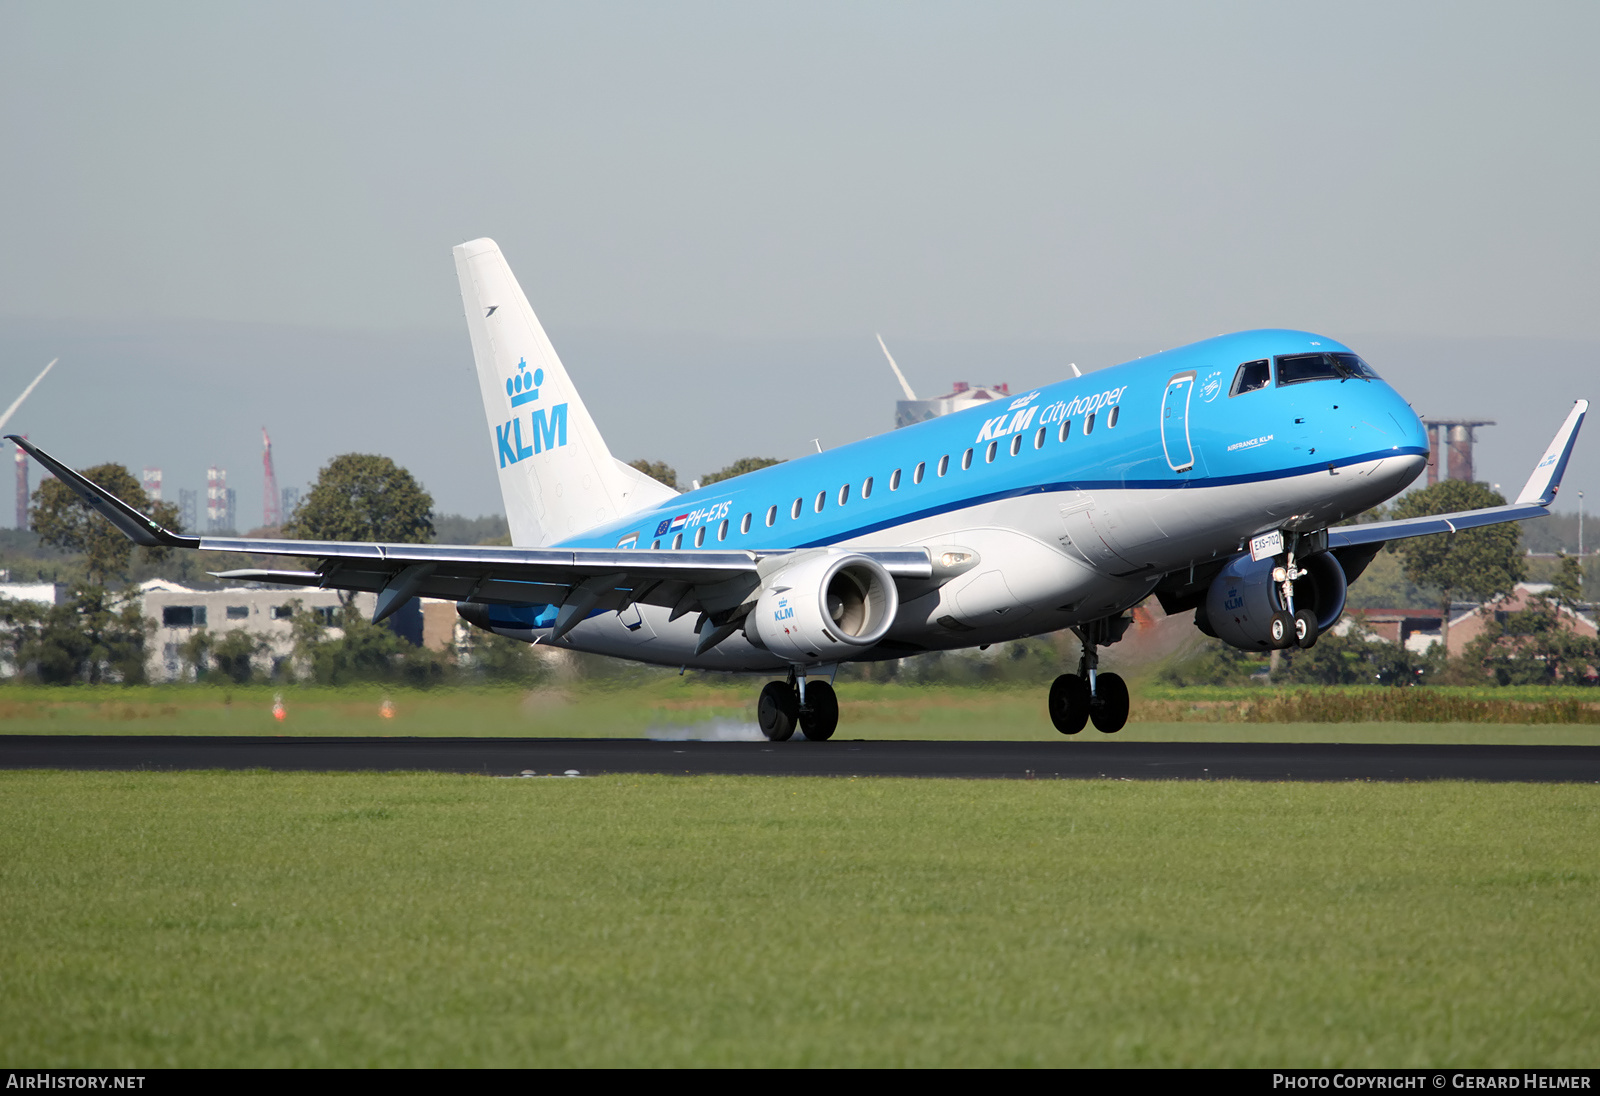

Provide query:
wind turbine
left=0, top=359, right=58, bottom=435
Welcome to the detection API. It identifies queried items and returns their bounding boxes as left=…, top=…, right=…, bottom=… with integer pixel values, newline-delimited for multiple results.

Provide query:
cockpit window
left=1229, top=359, right=1271, bottom=397
left=1275, top=352, right=1379, bottom=386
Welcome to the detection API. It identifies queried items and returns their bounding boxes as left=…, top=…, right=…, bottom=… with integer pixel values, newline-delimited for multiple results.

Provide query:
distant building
left=143, top=584, right=377, bottom=681
left=895, top=382, right=1012, bottom=429
left=178, top=489, right=198, bottom=534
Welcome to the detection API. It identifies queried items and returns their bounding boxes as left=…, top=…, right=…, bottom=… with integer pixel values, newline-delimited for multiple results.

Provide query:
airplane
left=12, top=239, right=1587, bottom=741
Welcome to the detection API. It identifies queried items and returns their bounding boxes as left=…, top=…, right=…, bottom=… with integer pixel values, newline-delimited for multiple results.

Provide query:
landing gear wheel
left=1293, top=608, right=1319, bottom=649
left=1090, top=672, right=1129, bottom=734
left=1048, top=673, right=1090, bottom=735
left=1268, top=611, right=1294, bottom=649
left=798, top=680, right=839, bottom=741
left=757, top=680, right=799, bottom=742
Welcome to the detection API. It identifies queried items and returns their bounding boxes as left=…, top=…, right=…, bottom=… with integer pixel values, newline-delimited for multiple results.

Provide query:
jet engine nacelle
left=744, top=551, right=898, bottom=663
left=1201, top=550, right=1347, bottom=650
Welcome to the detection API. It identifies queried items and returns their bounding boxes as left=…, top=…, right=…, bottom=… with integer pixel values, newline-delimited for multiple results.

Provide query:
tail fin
left=454, top=238, right=677, bottom=546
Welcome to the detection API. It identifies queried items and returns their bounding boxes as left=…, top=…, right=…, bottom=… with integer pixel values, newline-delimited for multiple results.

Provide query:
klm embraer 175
left=15, top=239, right=1587, bottom=740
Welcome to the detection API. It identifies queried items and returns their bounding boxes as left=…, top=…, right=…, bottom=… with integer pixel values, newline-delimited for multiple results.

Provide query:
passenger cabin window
left=862, top=476, right=874, bottom=498
left=985, top=441, right=997, bottom=463
left=838, top=484, right=850, bottom=506
left=741, top=512, right=753, bottom=534
left=913, top=462, right=925, bottom=484
left=890, top=469, right=901, bottom=490
left=815, top=490, right=826, bottom=513
left=694, top=526, right=706, bottom=547
left=1084, top=413, right=1095, bottom=434
left=672, top=533, right=683, bottom=549
left=765, top=505, right=777, bottom=527
left=791, top=498, right=803, bottom=519
left=1230, top=359, right=1271, bottom=396
left=1035, top=427, right=1047, bottom=449
left=1009, top=434, right=1023, bottom=456
left=961, top=448, right=973, bottom=470
left=1275, top=352, right=1378, bottom=386
left=652, top=539, right=661, bottom=549
left=937, top=455, right=949, bottom=477
left=1058, top=420, right=1072, bottom=442
left=717, top=519, right=729, bottom=541
left=1107, top=406, right=1120, bottom=428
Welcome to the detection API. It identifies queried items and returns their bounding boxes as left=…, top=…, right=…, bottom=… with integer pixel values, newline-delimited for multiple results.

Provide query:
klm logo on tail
left=497, top=358, right=569, bottom=467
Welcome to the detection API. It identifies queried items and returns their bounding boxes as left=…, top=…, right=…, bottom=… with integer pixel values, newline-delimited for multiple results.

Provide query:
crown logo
left=506, top=358, right=543, bottom=408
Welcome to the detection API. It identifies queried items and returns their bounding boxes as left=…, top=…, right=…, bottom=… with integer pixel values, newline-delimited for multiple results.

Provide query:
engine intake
left=1200, top=550, right=1347, bottom=650
left=745, top=552, right=898, bottom=663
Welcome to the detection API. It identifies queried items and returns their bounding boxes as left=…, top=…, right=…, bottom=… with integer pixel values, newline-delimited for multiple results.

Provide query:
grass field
left=4, top=681, right=1600, bottom=744
left=1, top=771, right=1596, bottom=1067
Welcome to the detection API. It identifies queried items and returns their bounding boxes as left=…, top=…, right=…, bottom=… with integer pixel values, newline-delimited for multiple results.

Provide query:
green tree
left=286, top=454, right=435, bottom=544
left=30, top=464, right=182, bottom=585
left=702, top=457, right=781, bottom=486
left=0, top=589, right=150, bottom=684
left=627, top=460, right=678, bottom=491
left=211, top=629, right=267, bottom=684
left=1552, top=553, right=1584, bottom=610
left=1389, top=481, right=1525, bottom=650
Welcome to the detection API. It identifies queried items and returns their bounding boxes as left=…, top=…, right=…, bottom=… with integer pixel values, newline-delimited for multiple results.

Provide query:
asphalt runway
left=3, top=735, right=1599, bottom=781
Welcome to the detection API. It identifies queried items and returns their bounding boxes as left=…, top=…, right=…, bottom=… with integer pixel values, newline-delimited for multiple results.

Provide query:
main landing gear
left=757, top=669, right=839, bottom=742
left=1049, top=618, right=1132, bottom=735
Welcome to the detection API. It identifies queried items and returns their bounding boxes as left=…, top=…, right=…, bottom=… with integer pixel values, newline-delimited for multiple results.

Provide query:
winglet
left=5, top=435, right=200, bottom=549
left=1515, top=400, right=1587, bottom=506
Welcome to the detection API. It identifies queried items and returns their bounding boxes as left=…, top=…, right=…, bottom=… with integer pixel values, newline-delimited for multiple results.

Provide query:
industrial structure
left=205, top=466, right=236, bottom=533
left=877, top=333, right=1013, bottom=429
left=261, top=428, right=281, bottom=529
left=1422, top=419, right=1495, bottom=485
left=14, top=440, right=27, bottom=530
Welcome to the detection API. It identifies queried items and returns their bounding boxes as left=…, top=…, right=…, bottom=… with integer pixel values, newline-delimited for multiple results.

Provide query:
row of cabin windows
left=646, top=404, right=1119, bottom=549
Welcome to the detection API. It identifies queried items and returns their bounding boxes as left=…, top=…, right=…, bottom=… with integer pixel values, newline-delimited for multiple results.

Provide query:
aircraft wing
left=1327, top=399, right=1587, bottom=551
left=9, top=435, right=931, bottom=636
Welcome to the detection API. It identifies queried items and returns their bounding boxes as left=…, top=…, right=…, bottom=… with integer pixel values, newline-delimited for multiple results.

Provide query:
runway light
left=272, top=694, right=286, bottom=722
left=380, top=698, right=395, bottom=719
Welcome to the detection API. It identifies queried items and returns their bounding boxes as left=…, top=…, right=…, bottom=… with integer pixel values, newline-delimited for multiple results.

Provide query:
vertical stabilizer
left=454, top=239, right=676, bottom=546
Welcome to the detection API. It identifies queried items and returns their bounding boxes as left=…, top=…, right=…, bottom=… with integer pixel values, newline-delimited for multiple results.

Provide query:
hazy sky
left=2, top=2, right=1598, bottom=524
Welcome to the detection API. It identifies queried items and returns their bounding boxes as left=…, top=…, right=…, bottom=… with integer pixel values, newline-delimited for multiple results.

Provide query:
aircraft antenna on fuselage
left=876, top=334, right=917, bottom=402
left=1070, top=363, right=1082, bottom=378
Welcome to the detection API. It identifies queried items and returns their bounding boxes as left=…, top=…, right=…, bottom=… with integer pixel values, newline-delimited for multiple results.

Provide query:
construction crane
left=262, top=427, right=281, bottom=529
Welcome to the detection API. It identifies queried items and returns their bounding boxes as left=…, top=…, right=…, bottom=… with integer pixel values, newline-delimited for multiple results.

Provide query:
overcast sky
left=2, top=2, right=1598, bottom=525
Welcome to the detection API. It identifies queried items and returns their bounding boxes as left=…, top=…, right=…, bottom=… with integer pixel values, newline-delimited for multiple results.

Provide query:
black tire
left=1294, top=608, right=1319, bottom=649
left=757, top=680, right=799, bottom=742
left=1090, top=672, right=1130, bottom=734
left=1048, top=673, right=1090, bottom=735
left=798, top=680, right=839, bottom=741
left=1268, top=611, right=1293, bottom=649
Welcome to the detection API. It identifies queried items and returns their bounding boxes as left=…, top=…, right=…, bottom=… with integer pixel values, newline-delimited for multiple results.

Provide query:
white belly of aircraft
left=530, top=455, right=1419, bottom=672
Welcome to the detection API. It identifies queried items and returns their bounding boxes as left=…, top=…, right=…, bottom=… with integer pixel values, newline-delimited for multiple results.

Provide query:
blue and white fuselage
left=481, top=327, right=1429, bottom=670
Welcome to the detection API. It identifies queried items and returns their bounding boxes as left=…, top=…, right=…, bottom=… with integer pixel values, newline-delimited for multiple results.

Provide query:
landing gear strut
left=1049, top=617, right=1132, bottom=735
left=1273, top=540, right=1320, bottom=650
left=757, top=668, right=839, bottom=742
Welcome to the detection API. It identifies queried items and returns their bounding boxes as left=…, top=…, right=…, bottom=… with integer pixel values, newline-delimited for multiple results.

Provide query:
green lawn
left=4, top=681, right=1600, bottom=744
left=1, top=771, right=1595, bottom=1067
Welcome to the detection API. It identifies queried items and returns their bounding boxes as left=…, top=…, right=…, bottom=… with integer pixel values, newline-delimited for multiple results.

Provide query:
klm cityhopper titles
left=18, top=239, right=1586, bottom=741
